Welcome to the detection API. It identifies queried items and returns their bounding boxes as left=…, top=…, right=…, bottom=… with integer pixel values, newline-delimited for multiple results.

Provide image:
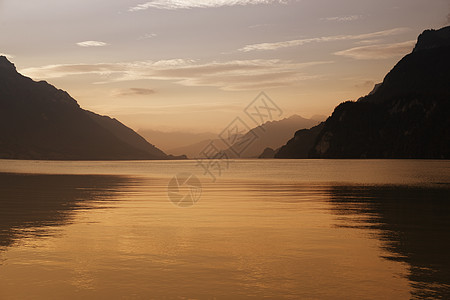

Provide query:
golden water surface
left=0, top=159, right=449, bottom=299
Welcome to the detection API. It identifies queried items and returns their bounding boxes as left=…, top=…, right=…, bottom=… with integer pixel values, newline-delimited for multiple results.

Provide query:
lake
left=0, top=159, right=449, bottom=299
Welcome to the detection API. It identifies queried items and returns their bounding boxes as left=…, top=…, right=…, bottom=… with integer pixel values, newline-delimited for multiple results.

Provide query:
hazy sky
left=1, top=0, right=449, bottom=132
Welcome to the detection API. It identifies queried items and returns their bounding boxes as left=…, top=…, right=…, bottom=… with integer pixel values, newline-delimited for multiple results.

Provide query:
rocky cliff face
left=0, top=56, right=168, bottom=160
left=277, top=26, right=450, bottom=159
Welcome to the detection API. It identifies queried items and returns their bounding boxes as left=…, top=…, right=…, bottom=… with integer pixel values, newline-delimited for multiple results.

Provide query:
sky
left=1, top=0, right=449, bottom=133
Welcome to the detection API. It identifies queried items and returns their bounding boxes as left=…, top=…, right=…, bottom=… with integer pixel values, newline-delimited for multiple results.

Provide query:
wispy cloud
left=334, top=40, right=415, bottom=60
left=96, top=101, right=243, bottom=116
left=113, top=88, right=156, bottom=97
left=138, top=33, right=157, bottom=40
left=248, top=23, right=271, bottom=29
left=354, top=39, right=384, bottom=45
left=321, top=15, right=362, bottom=22
left=129, top=0, right=288, bottom=11
left=76, top=41, right=109, bottom=47
left=239, top=27, right=409, bottom=52
left=20, top=59, right=330, bottom=91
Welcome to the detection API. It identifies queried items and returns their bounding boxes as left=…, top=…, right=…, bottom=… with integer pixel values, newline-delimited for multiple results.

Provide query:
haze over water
left=0, top=159, right=449, bottom=299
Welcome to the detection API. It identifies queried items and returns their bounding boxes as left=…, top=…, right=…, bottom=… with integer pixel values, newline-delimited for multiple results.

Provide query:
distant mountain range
left=0, top=56, right=171, bottom=160
left=167, top=115, right=321, bottom=159
left=137, top=129, right=217, bottom=153
left=223, top=115, right=320, bottom=158
left=168, top=137, right=229, bottom=159
left=276, top=26, right=450, bottom=159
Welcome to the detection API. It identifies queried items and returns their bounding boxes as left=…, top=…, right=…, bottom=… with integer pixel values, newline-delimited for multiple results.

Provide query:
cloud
left=20, top=59, right=331, bottom=91
left=354, top=39, right=384, bottom=45
left=113, top=88, right=156, bottom=97
left=239, top=27, right=409, bottom=52
left=321, top=15, right=362, bottom=22
left=138, top=33, right=157, bottom=40
left=96, top=101, right=243, bottom=116
left=129, top=0, right=288, bottom=11
left=76, top=41, right=109, bottom=47
left=248, top=23, right=271, bottom=29
left=334, top=40, right=415, bottom=60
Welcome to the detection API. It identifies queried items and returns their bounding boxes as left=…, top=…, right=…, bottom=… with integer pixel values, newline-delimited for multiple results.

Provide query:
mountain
left=166, top=115, right=320, bottom=159
left=168, top=133, right=244, bottom=159
left=258, top=147, right=276, bottom=159
left=276, top=26, right=450, bottom=159
left=85, top=111, right=167, bottom=159
left=275, top=123, right=325, bottom=158
left=137, top=129, right=217, bottom=153
left=168, top=138, right=227, bottom=159
left=0, top=56, right=168, bottom=160
left=224, top=115, right=320, bottom=158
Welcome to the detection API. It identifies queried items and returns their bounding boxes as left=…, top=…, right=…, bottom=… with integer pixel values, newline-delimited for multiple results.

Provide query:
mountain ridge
left=168, top=114, right=321, bottom=159
left=223, top=114, right=320, bottom=158
left=0, top=56, right=169, bottom=160
left=276, top=26, right=450, bottom=159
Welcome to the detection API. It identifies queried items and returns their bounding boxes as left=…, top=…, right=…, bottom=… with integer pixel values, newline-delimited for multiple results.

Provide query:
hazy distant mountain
left=224, top=115, right=320, bottom=158
left=166, top=115, right=320, bottom=159
left=0, top=56, right=168, bottom=160
left=168, top=138, right=221, bottom=159
left=137, top=129, right=217, bottom=153
left=276, top=26, right=450, bottom=159
left=168, top=134, right=244, bottom=159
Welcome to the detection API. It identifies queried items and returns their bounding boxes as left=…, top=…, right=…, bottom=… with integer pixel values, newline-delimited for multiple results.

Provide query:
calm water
left=0, top=159, right=449, bottom=299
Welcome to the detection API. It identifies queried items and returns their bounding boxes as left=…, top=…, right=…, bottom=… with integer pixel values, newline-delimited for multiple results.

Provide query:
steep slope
left=275, top=123, right=325, bottom=158
left=0, top=56, right=168, bottom=160
left=86, top=111, right=167, bottom=159
left=277, top=26, right=450, bottom=159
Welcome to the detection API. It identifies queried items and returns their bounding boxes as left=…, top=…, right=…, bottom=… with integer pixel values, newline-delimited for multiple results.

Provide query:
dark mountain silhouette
left=275, top=123, right=325, bottom=158
left=277, top=26, right=450, bottom=159
left=0, top=56, right=169, bottom=160
left=258, top=147, right=276, bottom=159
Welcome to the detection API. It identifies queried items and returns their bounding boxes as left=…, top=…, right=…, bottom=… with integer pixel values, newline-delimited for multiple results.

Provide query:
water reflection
left=0, top=173, right=130, bottom=249
left=327, top=185, right=450, bottom=299
left=1, top=169, right=449, bottom=298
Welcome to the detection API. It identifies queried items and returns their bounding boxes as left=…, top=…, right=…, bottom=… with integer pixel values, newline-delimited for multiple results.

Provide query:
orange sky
left=1, top=0, right=449, bottom=133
